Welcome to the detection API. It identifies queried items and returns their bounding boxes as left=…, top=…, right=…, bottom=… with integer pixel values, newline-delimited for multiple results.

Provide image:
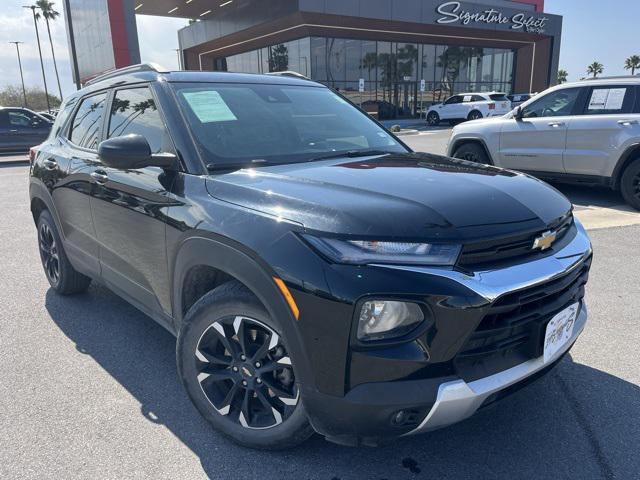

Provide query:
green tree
left=557, top=69, right=568, bottom=84
left=0, top=85, right=61, bottom=111
left=437, top=46, right=483, bottom=97
left=587, top=61, right=604, bottom=78
left=35, top=1, right=63, bottom=101
left=624, top=55, right=640, bottom=75
left=268, top=44, right=289, bottom=72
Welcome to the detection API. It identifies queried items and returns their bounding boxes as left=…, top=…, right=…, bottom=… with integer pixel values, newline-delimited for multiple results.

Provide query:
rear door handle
left=90, top=170, right=109, bottom=184
left=617, top=119, right=639, bottom=126
left=548, top=121, right=565, bottom=127
left=43, top=158, right=58, bottom=170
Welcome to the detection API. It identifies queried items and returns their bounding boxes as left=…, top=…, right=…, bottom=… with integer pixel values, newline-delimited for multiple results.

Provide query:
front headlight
left=357, top=300, right=425, bottom=341
left=303, top=235, right=461, bottom=266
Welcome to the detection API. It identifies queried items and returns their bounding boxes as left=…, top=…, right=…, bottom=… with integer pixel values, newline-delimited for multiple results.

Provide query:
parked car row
left=0, top=107, right=53, bottom=152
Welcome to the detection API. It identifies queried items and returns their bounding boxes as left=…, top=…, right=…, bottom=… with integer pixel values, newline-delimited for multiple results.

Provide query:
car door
left=50, top=91, right=109, bottom=276
left=7, top=109, right=51, bottom=149
left=564, top=84, right=640, bottom=177
left=498, top=87, right=584, bottom=173
left=438, top=95, right=463, bottom=119
left=90, top=85, right=178, bottom=316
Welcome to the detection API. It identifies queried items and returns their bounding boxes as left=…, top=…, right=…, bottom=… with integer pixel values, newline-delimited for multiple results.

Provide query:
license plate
left=543, top=303, right=579, bottom=363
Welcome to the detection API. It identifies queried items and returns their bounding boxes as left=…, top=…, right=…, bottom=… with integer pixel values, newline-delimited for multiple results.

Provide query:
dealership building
left=65, top=0, right=562, bottom=118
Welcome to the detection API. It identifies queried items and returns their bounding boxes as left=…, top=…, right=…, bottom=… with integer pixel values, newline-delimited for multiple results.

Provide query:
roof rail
left=583, top=75, right=640, bottom=81
left=264, top=70, right=310, bottom=80
left=85, top=63, right=169, bottom=86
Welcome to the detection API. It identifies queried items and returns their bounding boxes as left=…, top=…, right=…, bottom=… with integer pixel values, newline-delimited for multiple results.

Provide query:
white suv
left=447, top=77, right=640, bottom=210
left=426, top=92, right=512, bottom=126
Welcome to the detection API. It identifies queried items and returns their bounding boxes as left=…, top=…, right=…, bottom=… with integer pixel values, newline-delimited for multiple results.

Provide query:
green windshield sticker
left=181, top=90, right=237, bottom=123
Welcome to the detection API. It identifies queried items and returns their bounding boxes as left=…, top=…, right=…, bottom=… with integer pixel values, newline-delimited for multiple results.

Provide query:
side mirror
left=514, top=106, right=524, bottom=121
left=98, top=134, right=177, bottom=170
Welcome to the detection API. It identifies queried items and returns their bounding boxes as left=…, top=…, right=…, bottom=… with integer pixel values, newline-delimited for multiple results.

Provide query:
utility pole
left=9, top=41, right=28, bottom=108
left=24, top=5, right=51, bottom=112
left=174, top=49, right=182, bottom=70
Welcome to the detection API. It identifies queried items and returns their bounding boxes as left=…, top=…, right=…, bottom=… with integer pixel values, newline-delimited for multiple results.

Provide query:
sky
left=0, top=0, right=637, bottom=99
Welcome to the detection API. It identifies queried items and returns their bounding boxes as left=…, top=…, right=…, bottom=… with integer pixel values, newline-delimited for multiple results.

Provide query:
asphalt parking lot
left=1, top=149, right=639, bottom=479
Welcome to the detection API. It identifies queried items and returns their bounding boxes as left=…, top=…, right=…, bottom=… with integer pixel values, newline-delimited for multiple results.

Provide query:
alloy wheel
left=39, top=223, right=60, bottom=285
left=633, top=173, right=640, bottom=199
left=195, top=316, right=299, bottom=429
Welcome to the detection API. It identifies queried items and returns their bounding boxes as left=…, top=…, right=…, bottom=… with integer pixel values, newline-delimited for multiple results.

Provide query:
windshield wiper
left=206, top=159, right=273, bottom=172
left=309, top=149, right=395, bottom=162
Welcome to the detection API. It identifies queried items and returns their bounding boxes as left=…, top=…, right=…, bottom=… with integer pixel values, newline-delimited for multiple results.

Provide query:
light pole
left=174, top=49, right=182, bottom=70
left=9, top=41, right=28, bottom=108
left=23, top=5, right=51, bottom=112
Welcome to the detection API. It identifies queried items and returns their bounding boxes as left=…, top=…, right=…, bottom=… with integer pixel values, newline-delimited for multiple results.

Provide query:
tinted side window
left=0, top=111, right=8, bottom=128
left=8, top=110, right=38, bottom=127
left=49, top=98, right=77, bottom=139
left=444, top=96, right=461, bottom=105
left=69, top=92, right=108, bottom=150
left=472, top=95, right=485, bottom=102
left=582, top=85, right=635, bottom=115
left=108, top=87, right=171, bottom=154
left=522, top=88, right=581, bottom=118
left=489, top=94, right=508, bottom=101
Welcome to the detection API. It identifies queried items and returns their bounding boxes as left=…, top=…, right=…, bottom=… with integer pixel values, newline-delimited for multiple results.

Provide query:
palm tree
left=624, top=55, right=640, bottom=75
left=557, top=69, right=568, bottom=84
left=587, top=61, right=604, bottom=78
left=35, top=1, right=63, bottom=101
left=24, top=5, right=51, bottom=113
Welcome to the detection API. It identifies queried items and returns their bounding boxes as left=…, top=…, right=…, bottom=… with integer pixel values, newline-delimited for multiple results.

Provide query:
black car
left=0, top=107, right=52, bottom=152
left=29, top=64, right=592, bottom=449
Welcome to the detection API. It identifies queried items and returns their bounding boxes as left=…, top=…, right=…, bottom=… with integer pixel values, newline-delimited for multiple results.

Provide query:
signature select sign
left=436, top=1, right=548, bottom=33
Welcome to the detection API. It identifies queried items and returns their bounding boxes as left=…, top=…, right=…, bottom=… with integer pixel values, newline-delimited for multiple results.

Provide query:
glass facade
left=220, top=37, right=515, bottom=119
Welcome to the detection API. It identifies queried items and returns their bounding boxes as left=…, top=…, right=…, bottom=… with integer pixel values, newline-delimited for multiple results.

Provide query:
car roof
left=457, top=92, right=506, bottom=97
left=561, top=76, right=640, bottom=87
left=71, top=65, right=325, bottom=101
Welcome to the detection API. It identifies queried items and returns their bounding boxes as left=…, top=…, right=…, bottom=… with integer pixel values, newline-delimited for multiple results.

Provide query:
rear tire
left=620, top=158, right=640, bottom=210
left=37, top=210, right=91, bottom=295
left=453, top=142, right=491, bottom=165
left=467, top=110, right=483, bottom=121
left=177, top=281, right=314, bottom=450
left=426, top=111, right=440, bottom=126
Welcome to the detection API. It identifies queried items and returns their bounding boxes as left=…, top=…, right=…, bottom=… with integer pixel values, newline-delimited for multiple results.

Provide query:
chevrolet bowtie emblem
left=532, top=230, right=558, bottom=251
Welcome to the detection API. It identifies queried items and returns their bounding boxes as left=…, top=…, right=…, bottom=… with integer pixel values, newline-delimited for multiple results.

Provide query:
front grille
left=457, top=214, right=575, bottom=269
left=454, top=255, right=591, bottom=382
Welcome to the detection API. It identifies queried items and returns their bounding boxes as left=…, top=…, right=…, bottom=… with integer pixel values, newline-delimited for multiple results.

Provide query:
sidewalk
left=0, top=153, right=29, bottom=166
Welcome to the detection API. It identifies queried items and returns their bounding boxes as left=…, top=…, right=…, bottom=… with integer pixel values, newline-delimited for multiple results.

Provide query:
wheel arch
left=171, top=234, right=315, bottom=387
left=29, top=180, right=66, bottom=239
left=612, top=142, right=640, bottom=190
left=449, top=137, right=495, bottom=165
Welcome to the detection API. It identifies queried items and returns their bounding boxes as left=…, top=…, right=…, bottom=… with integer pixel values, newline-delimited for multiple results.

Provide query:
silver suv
left=447, top=77, right=640, bottom=210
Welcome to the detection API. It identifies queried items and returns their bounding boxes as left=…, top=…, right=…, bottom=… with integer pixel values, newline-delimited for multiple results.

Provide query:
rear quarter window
left=68, top=92, right=108, bottom=150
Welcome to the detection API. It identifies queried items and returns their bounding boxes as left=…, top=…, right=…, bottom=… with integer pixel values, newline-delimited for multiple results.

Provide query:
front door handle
left=618, top=119, right=639, bottom=126
left=43, top=158, right=57, bottom=170
left=548, top=121, right=565, bottom=127
left=90, top=170, right=109, bottom=184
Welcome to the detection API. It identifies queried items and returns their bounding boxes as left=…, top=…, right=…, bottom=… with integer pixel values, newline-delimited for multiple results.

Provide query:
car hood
left=205, top=152, right=571, bottom=242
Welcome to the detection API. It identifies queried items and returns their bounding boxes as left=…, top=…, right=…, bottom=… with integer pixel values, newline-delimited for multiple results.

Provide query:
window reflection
left=218, top=37, right=515, bottom=119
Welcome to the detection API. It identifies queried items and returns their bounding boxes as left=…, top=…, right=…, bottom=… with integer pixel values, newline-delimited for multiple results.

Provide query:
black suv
left=29, top=65, right=593, bottom=449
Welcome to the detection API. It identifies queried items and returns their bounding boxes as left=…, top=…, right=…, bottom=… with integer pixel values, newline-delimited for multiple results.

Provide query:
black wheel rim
left=470, top=112, right=481, bottom=120
left=39, top=223, right=60, bottom=285
left=427, top=113, right=437, bottom=125
left=195, top=316, right=298, bottom=429
left=633, top=173, right=640, bottom=199
left=460, top=152, right=479, bottom=162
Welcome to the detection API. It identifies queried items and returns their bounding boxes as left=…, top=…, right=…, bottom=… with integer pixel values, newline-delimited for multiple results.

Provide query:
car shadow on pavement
left=46, top=284, right=639, bottom=480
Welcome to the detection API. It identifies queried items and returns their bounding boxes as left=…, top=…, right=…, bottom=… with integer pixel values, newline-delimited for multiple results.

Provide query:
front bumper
left=405, top=304, right=587, bottom=435
left=301, top=220, right=592, bottom=444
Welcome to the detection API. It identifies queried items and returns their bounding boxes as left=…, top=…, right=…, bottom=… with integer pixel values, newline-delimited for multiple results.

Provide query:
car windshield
left=172, top=82, right=407, bottom=167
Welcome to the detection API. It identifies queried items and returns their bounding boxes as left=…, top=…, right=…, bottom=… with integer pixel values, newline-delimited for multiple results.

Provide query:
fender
left=171, top=234, right=315, bottom=390
left=611, top=142, right=640, bottom=190
left=29, top=178, right=66, bottom=240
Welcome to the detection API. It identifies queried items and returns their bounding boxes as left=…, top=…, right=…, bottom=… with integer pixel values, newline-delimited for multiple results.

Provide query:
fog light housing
left=357, top=300, right=424, bottom=341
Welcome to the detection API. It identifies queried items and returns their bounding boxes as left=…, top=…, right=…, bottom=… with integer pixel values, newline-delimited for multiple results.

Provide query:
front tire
left=37, top=210, right=91, bottom=294
left=620, top=158, right=640, bottom=210
left=426, top=111, right=440, bottom=126
left=177, top=281, right=313, bottom=450
left=453, top=142, right=491, bottom=165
